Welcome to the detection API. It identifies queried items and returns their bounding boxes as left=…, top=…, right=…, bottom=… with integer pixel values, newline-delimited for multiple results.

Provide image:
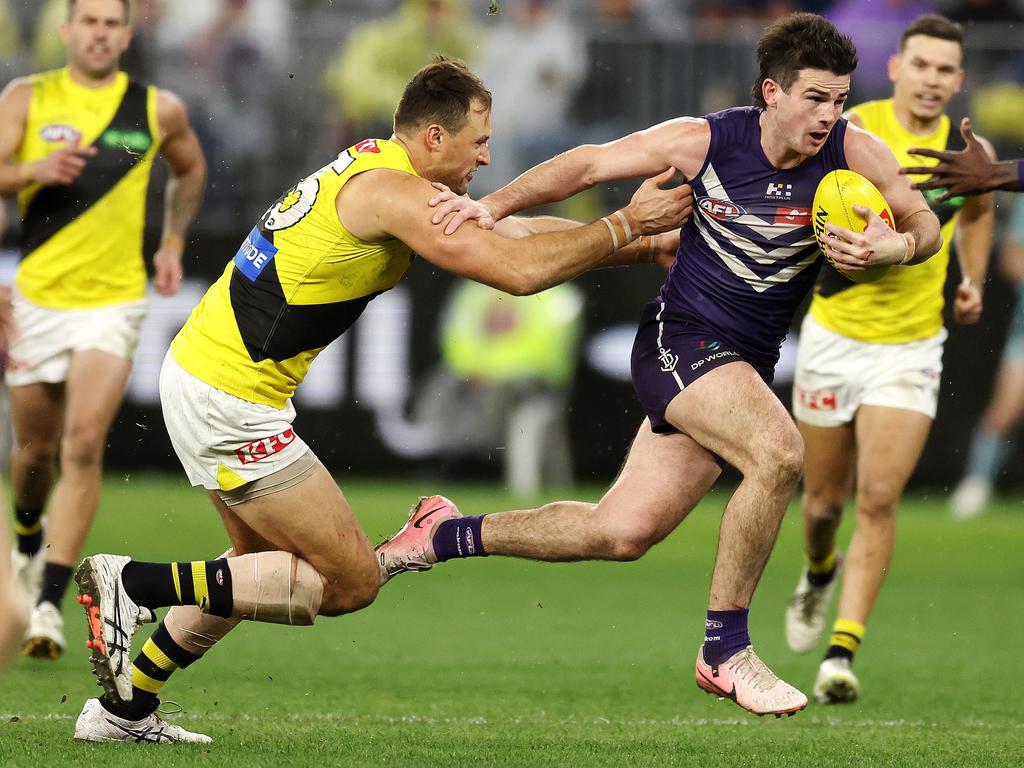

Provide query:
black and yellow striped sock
left=823, top=618, right=864, bottom=662
left=121, top=559, right=233, bottom=617
left=13, top=505, right=44, bottom=555
left=806, top=550, right=838, bottom=587
left=102, top=623, right=202, bottom=721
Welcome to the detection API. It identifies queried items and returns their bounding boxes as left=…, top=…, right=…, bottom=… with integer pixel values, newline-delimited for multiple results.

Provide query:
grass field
left=0, top=475, right=1021, bottom=767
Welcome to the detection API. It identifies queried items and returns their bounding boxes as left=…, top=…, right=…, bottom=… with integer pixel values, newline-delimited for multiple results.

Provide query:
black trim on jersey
left=229, top=261, right=377, bottom=363
left=814, top=260, right=858, bottom=299
left=21, top=80, right=151, bottom=258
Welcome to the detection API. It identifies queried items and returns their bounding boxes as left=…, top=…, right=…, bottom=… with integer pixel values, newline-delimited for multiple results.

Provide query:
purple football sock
left=702, top=608, right=750, bottom=667
left=432, top=516, right=488, bottom=562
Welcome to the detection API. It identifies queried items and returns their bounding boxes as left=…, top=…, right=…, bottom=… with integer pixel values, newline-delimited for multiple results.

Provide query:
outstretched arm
left=431, top=117, right=709, bottom=233
left=154, top=90, right=207, bottom=296
left=340, top=167, right=690, bottom=295
left=901, top=118, right=1023, bottom=199
left=495, top=215, right=681, bottom=270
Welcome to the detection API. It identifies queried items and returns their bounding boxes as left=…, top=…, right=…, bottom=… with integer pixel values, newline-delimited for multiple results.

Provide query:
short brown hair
left=899, top=14, right=963, bottom=50
left=67, top=0, right=131, bottom=24
left=752, top=13, right=857, bottom=109
left=394, top=56, right=492, bottom=134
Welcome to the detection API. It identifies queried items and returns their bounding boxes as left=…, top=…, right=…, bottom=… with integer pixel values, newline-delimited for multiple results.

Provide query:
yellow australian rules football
left=812, top=169, right=895, bottom=284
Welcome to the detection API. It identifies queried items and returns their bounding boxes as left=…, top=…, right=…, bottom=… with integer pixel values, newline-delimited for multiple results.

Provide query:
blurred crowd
left=0, top=0, right=1023, bottom=496
left=0, top=0, right=1021, bottom=232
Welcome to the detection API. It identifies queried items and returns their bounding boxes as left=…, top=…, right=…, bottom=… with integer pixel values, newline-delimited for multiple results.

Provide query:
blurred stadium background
left=1, top=0, right=1024, bottom=488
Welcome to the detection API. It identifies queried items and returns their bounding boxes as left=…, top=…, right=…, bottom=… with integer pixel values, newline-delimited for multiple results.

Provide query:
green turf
left=1, top=476, right=1022, bottom=767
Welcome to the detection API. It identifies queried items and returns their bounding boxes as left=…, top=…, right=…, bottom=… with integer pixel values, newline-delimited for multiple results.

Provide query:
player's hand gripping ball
left=812, top=169, right=895, bottom=284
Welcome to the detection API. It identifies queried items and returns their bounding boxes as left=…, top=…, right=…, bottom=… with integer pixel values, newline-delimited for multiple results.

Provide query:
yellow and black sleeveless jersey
left=810, top=98, right=966, bottom=343
left=15, top=68, right=160, bottom=309
left=171, top=139, right=417, bottom=408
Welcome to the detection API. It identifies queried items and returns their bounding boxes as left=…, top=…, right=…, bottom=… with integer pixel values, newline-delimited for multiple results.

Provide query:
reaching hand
left=653, top=229, right=681, bottom=270
left=428, top=182, right=496, bottom=235
left=29, top=136, right=97, bottom=187
left=822, top=205, right=909, bottom=270
left=153, top=242, right=184, bottom=296
left=621, top=167, right=693, bottom=236
left=901, top=117, right=994, bottom=202
left=952, top=276, right=983, bottom=325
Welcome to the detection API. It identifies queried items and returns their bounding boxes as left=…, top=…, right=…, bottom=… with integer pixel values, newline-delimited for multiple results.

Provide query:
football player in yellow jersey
left=785, top=14, right=996, bottom=704
left=68, top=57, right=690, bottom=743
left=0, top=0, right=206, bottom=661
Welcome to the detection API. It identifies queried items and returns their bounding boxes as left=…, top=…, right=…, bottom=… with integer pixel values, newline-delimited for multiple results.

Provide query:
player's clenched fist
left=27, top=136, right=97, bottom=186
left=622, top=167, right=693, bottom=235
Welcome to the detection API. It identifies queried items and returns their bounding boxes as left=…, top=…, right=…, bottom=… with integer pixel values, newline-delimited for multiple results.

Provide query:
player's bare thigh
left=211, top=464, right=379, bottom=615
left=664, top=360, right=803, bottom=476
left=595, top=418, right=721, bottom=544
left=796, top=420, right=856, bottom=504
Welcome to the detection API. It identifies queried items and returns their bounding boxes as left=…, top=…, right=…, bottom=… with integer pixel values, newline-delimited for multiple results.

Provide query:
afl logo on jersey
left=698, top=196, right=745, bottom=221
left=39, top=123, right=82, bottom=144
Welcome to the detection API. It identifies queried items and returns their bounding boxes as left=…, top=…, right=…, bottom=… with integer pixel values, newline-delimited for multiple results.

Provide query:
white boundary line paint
left=3, top=712, right=1021, bottom=729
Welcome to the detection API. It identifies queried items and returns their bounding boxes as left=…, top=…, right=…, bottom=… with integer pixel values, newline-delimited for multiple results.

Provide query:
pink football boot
left=375, top=495, right=461, bottom=585
left=696, top=644, right=808, bottom=717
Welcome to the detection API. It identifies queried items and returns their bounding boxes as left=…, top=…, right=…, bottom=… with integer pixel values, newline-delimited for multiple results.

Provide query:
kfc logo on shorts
left=797, top=387, right=837, bottom=411
left=235, top=429, right=297, bottom=464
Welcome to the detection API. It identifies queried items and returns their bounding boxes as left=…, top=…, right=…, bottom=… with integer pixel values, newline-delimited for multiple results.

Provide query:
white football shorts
left=792, top=312, right=946, bottom=428
left=159, top=351, right=312, bottom=492
left=4, top=290, right=147, bottom=387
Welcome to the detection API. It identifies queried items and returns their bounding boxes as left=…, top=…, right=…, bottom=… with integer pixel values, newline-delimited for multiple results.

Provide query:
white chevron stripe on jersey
left=697, top=211, right=812, bottom=264
left=694, top=221, right=819, bottom=293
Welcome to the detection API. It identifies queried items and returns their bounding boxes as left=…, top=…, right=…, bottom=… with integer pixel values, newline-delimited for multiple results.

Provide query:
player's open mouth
left=809, top=131, right=828, bottom=143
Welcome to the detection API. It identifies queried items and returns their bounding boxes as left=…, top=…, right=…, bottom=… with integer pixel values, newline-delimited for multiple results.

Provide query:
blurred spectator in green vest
left=414, top=280, right=584, bottom=496
left=320, top=0, right=483, bottom=145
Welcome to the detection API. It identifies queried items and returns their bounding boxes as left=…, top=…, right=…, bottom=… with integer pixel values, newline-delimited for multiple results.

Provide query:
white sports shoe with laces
left=11, top=546, right=44, bottom=617
left=813, top=656, right=860, bottom=704
left=785, top=558, right=841, bottom=653
left=695, top=645, right=808, bottom=717
left=75, top=554, right=143, bottom=702
left=22, top=600, right=64, bottom=659
left=74, top=698, right=212, bottom=744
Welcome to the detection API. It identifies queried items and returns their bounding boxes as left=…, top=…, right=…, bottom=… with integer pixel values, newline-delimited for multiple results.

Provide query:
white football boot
left=75, top=554, right=143, bottom=702
left=813, top=656, right=860, bottom=704
left=22, top=600, right=64, bottom=659
left=785, top=558, right=841, bottom=653
left=74, top=698, right=212, bottom=744
left=950, top=476, right=992, bottom=520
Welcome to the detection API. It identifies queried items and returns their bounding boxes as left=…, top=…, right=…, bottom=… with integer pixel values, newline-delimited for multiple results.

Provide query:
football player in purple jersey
left=378, top=12, right=941, bottom=717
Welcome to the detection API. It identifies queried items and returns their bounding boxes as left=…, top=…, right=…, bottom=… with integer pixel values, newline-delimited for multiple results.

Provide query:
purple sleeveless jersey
left=631, top=107, right=849, bottom=434
left=660, top=106, right=849, bottom=369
